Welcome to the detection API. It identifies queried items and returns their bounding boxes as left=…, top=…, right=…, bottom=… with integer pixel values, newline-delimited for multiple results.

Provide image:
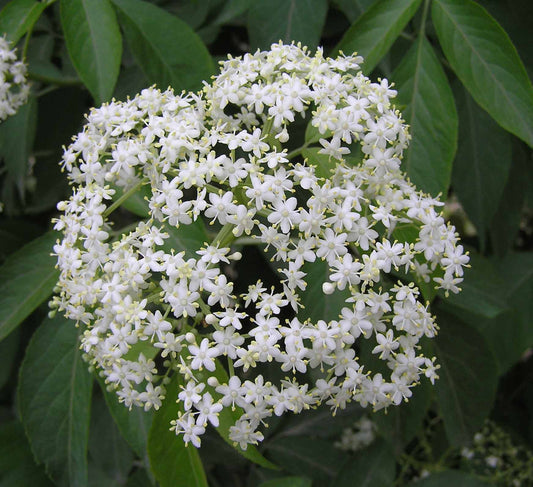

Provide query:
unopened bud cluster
left=52, top=42, right=469, bottom=449
left=0, top=36, right=29, bottom=122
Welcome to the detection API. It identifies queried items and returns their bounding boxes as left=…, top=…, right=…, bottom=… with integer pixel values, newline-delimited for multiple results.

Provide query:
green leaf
left=333, top=440, right=396, bottom=487
left=332, top=0, right=377, bottom=23
left=443, top=249, right=507, bottom=319
left=302, top=148, right=338, bottom=179
left=60, top=0, right=122, bottom=104
left=147, top=375, right=208, bottom=487
left=191, top=354, right=278, bottom=469
left=0, top=97, right=37, bottom=200
left=0, top=230, right=59, bottom=342
left=88, top=394, right=135, bottom=486
left=393, top=36, right=457, bottom=196
left=333, top=0, right=422, bottom=73
left=259, top=477, right=312, bottom=487
left=489, top=140, right=529, bottom=257
left=432, top=0, right=533, bottom=147
left=265, top=436, right=348, bottom=484
left=162, top=218, right=209, bottom=260
left=451, top=85, right=512, bottom=248
left=99, top=379, right=153, bottom=459
left=0, top=327, right=20, bottom=389
left=0, top=420, right=54, bottom=487
left=112, top=0, right=214, bottom=92
left=18, top=315, right=93, bottom=487
left=248, top=0, right=328, bottom=51
left=298, top=259, right=350, bottom=322
left=406, top=470, right=491, bottom=487
left=433, top=310, right=498, bottom=446
left=374, top=378, right=432, bottom=456
left=124, top=468, right=153, bottom=487
left=211, top=0, right=251, bottom=26
left=0, top=0, right=47, bottom=44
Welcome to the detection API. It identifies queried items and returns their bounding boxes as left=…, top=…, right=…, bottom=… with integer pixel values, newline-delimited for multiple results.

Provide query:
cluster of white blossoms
left=52, top=42, right=469, bottom=449
left=335, top=415, right=376, bottom=452
left=0, top=36, right=30, bottom=122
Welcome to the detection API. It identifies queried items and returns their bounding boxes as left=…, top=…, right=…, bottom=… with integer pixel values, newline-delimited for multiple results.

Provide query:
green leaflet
left=433, top=310, right=498, bottom=446
left=451, top=85, right=512, bottom=249
left=111, top=0, right=214, bottom=92
left=393, top=36, right=457, bottom=197
left=432, top=0, right=533, bottom=147
left=147, top=375, right=208, bottom=487
left=0, top=97, right=37, bottom=201
left=0, top=420, right=54, bottom=486
left=18, top=315, right=93, bottom=487
left=298, top=259, right=350, bottom=323
left=248, top=0, right=328, bottom=51
left=0, top=0, right=47, bottom=44
left=0, top=230, right=59, bottom=342
left=333, top=0, right=422, bottom=73
left=333, top=440, right=396, bottom=487
left=60, top=0, right=122, bottom=104
left=406, top=470, right=491, bottom=487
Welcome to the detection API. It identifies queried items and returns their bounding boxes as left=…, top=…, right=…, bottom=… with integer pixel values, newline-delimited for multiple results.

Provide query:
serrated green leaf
left=111, top=0, right=214, bottom=92
left=248, top=0, right=328, bottom=51
left=99, top=379, right=153, bottom=459
left=258, top=477, right=312, bottom=487
left=60, top=0, right=122, bottom=104
left=0, top=420, right=54, bottom=487
left=433, top=310, right=498, bottom=446
left=333, top=0, right=422, bottom=73
left=265, top=436, right=348, bottom=484
left=191, top=355, right=279, bottom=469
left=374, top=379, right=432, bottom=456
left=489, top=140, right=529, bottom=257
left=0, top=97, right=37, bottom=200
left=162, top=218, right=209, bottom=260
left=333, top=439, right=395, bottom=487
left=432, top=0, right=533, bottom=147
left=302, top=148, right=337, bottom=179
left=0, top=0, right=47, bottom=44
left=452, top=85, right=512, bottom=249
left=88, top=395, right=135, bottom=486
left=147, top=375, right=208, bottom=487
left=298, top=259, right=350, bottom=322
left=406, top=470, right=491, bottom=487
left=18, top=315, right=93, bottom=487
left=0, top=230, right=59, bottom=342
left=393, top=36, right=457, bottom=196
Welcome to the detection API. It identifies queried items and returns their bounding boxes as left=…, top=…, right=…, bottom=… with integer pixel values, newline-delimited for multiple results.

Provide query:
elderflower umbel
left=0, top=36, right=30, bottom=121
left=52, top=42, right=469, bottom=450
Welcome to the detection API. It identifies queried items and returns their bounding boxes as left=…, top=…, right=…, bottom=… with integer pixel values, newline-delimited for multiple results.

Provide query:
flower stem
left=104, top=180, right=145, bottom=217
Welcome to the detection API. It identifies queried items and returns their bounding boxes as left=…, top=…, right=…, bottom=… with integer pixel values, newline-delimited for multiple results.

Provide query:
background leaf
left=451, top=85, right=512, bottom=249
left=112, top=0, right=214, bottom=92
left=88, top=394, right=135, bottom=486
left=0, top=97, right=37, bottom=201
left=100, top=380, right=153, bottom=460
left=406, top=469, right=491, bottom=486
left=0, top=0, right=46, bottom=44
left=60, top=0, right=122, bottom=104
left=333, top=439, right=396, bottom=487
left=393, top=36, right=457, bottom=196
left=258, top=477, right=312, bottom=487
left=0, top=230, right=59, bottom=342
left=298, top=259, right=350, bottom=322
left=147, top=375, right=208, bottom=487
left=18, top=315, right=93, bottom=487
left=0, top=420, right=54, bottom=486
left=333, top=0, right=422, bottom=73
left=248, top=0, right=328, bottom=51
left=432, top=0, right=533, bottom=147
left=433, top=310, right=499, bottom=446
left=265, top=436, right=348, bottom=485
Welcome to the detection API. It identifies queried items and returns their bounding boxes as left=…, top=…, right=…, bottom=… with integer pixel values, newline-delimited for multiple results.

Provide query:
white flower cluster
left=52, top=42, right=469, bottom=449
left=0, top=36, right=30, bottom=122
left=335, top=415, right=376, bottom=452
